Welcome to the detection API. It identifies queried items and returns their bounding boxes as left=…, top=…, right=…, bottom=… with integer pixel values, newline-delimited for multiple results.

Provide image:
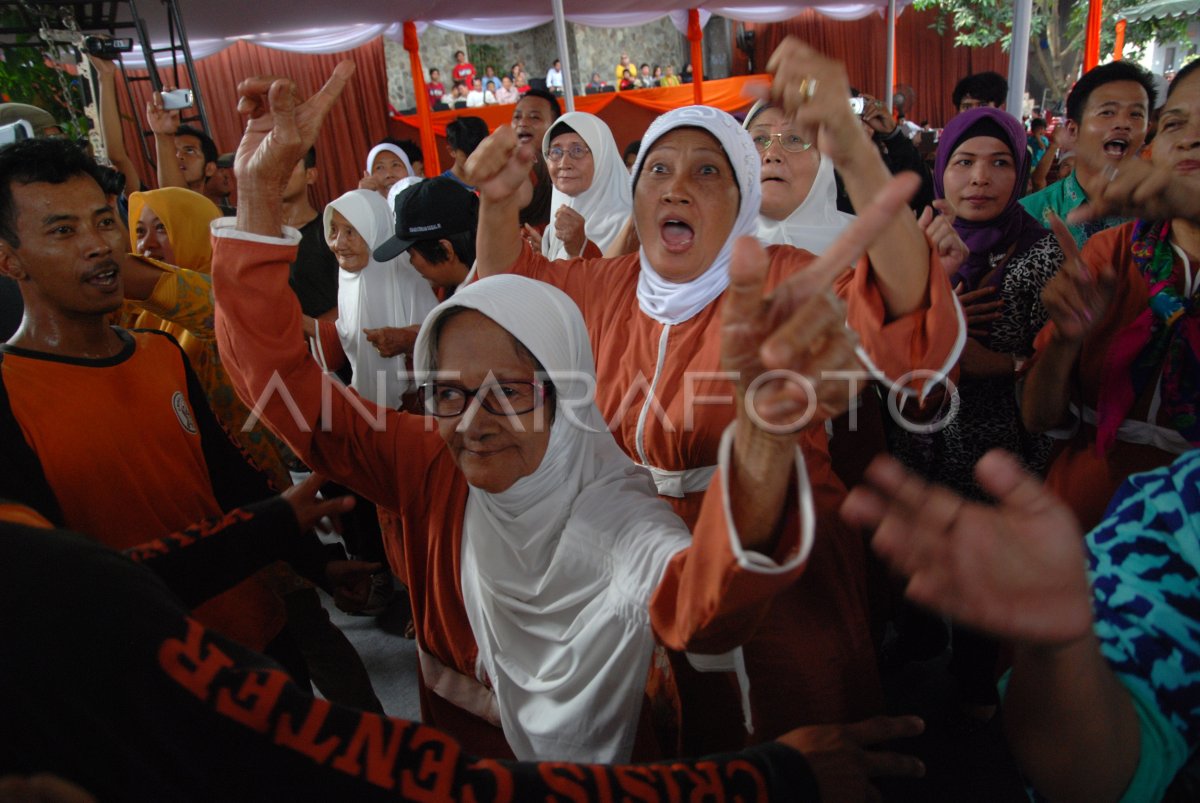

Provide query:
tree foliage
left=915, top=0, right=1189, bottom=103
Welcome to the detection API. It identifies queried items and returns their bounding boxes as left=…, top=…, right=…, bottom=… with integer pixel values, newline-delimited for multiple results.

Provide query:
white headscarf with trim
left=324, top=189, right=437, bottom=409
left=364, top=142, right=414, bottom=183
left=540, top=112, right=632, bottom=260
left=745, top=102, right=856, bottom=254
left=411, top=275, right=691, bottom=763
left=630, top=105, right=762, bottom=325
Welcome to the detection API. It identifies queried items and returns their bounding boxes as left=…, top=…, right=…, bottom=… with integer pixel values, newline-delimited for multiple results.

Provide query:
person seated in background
left=427, top=67, right=445, bottom=105
left=447, top=81, right=469, bottom=108
left=638, top=63, right=654, bottom=88
left=494, top=74, right=520, bottom=104
left=613, top=51, right=634, bottom=87
left=375, top=177, right=479, bottom=297
left=481, top=65, right=501, bottom=93
left=514, top=70, right=531, bottom=95
left=660, top=64, right=682, bottom=87
left=619, top=67, right=636, bottom=92
left=465, top=78, right=496, bottom=108
left=1020, top=61, right=1155, bottom=248
left=952, top=71, right=1008, bottom=113
left=586, top=72, right=608, bottom=92
left=545, top=58, right=564, bottom=94
left=845, top=447, right=1200, bottom=803
left=681, top=62, right=694, bottom=83
left=441, top=116, right=490, bottom=191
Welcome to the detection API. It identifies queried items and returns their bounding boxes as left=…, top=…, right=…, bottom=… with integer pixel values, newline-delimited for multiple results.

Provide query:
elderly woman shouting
left=467, top=39, right=964, bottom=752
left=213, top=65, right=926, bottom=772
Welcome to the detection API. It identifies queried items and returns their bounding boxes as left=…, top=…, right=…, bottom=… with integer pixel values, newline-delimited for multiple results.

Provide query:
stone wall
left=384, top=16, right=732, bottom=110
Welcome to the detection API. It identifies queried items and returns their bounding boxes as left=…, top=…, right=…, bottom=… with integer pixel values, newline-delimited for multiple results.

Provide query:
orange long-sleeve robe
left=504, top=242, right=963, bottom=748
left=213, top=229, right=811, bottom=761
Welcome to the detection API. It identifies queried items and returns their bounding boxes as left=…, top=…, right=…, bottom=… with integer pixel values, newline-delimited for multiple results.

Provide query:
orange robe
left=1032, top=221, right=1194, bottom=530
left=214, top=232, right=810, bottom=760
left=505, top=243, right=963, bottom=747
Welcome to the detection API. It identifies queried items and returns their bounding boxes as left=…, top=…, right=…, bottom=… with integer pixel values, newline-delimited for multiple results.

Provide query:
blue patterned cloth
left=1087, top=448, right=1200, bottom=801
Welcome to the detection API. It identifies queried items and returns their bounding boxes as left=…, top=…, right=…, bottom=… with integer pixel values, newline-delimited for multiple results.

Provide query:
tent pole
left=1006, top=0, right=1033, bottom=115
left=403, top=21, right=441, bottom=177
left=551, top=0, right=575, bottom=111
left=1083, top=0, right=1103, bottom=71
left=688, top=8, right=705, bottom=105
left=884, top=0, right=896, bottom=112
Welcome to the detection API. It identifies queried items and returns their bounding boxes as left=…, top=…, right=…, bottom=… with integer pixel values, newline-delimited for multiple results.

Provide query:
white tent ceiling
left=122, top=0, right=911, bottom=67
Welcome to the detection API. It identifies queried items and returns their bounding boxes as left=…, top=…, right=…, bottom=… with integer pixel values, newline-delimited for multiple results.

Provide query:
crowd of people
left=1, top=32, right=1199, bottom=803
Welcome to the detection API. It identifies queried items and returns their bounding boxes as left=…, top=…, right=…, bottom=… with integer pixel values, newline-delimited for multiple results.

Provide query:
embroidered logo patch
left=172, top=391, right=198, bottom=435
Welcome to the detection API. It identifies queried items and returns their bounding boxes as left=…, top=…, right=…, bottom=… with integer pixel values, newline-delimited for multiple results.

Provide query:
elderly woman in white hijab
left=359, top=142, right=414, bottom=196
left=744, top=100, right=856, bottom=254
left=467, top=38, right=965, bottom=754
left=306, top=188, right=437, bottom=410
left=539, top=111, right=632, bottom=260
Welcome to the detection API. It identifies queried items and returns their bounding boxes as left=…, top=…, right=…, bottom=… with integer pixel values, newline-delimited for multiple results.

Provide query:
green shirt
left=1019, top=171, right=1128, bottom=249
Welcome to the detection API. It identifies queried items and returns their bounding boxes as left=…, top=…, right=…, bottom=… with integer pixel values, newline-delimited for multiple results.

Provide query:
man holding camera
left=146, top=92, right=234, bottom=214
left=835, top=92, right=933, bottom=214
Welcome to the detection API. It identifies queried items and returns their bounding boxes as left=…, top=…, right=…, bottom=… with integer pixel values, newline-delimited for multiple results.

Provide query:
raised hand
left=955, top=284, right=1003, bottom=339
left=464, top=125, right=535, bottom=204
left=553, top=205, right=587, bottom=257
left=145, top=89, right=181, bottom=136
left=919, top=199, right=968, bottom=279
left=233, top=61, right=356, bottom=192
left=842, top=450, right=1094, bottom=646
left=521, top=223, right=543, bottom=253
left=763, top=38, right=873, bottom=167
left=363, top=324, right=419, bottom=359
left=776, top=715, right=925, bottom=802
left=1069, top=154, right=1200, bottom=225
left=1040, top=211, right=1116, bottom=343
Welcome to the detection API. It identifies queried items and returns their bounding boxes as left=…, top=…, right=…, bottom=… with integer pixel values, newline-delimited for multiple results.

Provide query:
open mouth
left=1103, top=138, right=1129, bottom=158
left=660, top=219, right=695, bottom=253
left=84, top=264, right=119, bottom=289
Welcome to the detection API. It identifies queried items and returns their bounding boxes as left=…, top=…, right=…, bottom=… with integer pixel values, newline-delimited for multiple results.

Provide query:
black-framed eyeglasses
left=751, top=132, right=812, bottom=154
left=545, top=144, right=591, bottom=162
left=417, top=380, right=547, bottom=417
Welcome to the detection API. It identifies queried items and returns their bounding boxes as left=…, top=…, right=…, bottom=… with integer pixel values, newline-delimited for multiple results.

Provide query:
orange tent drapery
left=1084, top=0, right=1104, bottom=71
left=403, top=21, right=441, bottom=177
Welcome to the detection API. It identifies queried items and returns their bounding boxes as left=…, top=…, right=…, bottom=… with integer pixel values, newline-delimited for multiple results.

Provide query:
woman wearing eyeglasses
left=745, top=102, right=856, bottom=255
left=469, top=40, right=964, bottom=753
left=540, top=112, right=631, bottom=260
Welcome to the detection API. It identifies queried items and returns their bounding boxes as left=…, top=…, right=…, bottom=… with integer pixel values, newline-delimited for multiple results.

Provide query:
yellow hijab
left=124, top=188, right=221, bottom=359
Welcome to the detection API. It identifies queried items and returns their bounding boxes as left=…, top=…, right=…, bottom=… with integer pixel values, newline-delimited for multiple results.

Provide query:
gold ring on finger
left=797, top=77, right=818, bottom=102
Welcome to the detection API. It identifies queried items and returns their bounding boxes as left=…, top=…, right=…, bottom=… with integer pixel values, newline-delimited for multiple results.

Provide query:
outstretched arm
left=466, top=124, right=537, bottom=279
left=88, top=55, right=142, bottom=195
left=843, top=450, right=1140, bottom=803
left=765, top=39, right=931, bottom=318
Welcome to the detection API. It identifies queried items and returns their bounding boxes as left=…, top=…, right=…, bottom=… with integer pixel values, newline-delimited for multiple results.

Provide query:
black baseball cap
left=373, top=177, right=480, bottom=262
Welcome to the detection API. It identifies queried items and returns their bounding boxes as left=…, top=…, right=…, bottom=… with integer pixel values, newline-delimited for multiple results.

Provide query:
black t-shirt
left=289, top=213, right=339, bottom=319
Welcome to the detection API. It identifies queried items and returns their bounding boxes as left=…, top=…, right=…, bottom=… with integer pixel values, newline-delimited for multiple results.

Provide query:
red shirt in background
left=451, top=62, right=475, bottom=86
left=428, top=81, right=445, bottom=104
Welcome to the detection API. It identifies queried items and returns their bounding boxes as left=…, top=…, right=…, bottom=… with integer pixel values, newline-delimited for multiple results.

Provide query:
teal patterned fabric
left=1087, top=449, right=1200, bottom=801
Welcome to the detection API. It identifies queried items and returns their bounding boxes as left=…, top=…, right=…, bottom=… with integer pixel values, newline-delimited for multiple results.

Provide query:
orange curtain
left=1084, top=0, right=1104, bottom=71
left=741, top=7, right=1008, bottom=128
left=115, top=37, right=390, bottom=210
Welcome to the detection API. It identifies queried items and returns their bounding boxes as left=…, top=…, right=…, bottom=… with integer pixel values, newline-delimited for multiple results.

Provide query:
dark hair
left=410, top=229, right=476, bottom=268
left=303, top=146, right=317, bottom=169
left=640, top=63, right=650, bottom=70
left=0, top=138, right=107, bottom=246
left=1066, top=61, right=1156, bottom=122
left=175, top=125, right=218, bottom=165
left=446, top=116, right=490, bottom=156
left=1030, top=117, right=1047, bottom=132
left=454, top=50, right=465, bottom=59
left=393, top=138, right=422, bottom=166
left=1165, top=59, right=1200, bottom=102
left=519, top=89, right=562, bottom=121
left=622, top=140, right=641, bottom=161
left=952, top=72, right=1008, bottom=108
left=430, top=67, right=440, bottom=77
left=546, top=121, right=578, bottom=143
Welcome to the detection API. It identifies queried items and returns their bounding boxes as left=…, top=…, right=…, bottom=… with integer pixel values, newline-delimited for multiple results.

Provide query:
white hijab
left=756, top=155, right=856, bottom=253
left=540, top=112, right=632, bottom=260
left=630, top=105, right=762, bottom=325
left=324, top=189, right=438, bottom=409
left=412, top=275, right=691, bottom=763
left=365, top=143, right=414, bottom=183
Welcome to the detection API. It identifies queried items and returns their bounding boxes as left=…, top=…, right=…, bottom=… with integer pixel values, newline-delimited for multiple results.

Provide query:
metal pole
left=885, top=0, right=896, bottom=111
left=550, top=0, right=574, bottom=112
left=1006, top=0, right=1033, bottom=116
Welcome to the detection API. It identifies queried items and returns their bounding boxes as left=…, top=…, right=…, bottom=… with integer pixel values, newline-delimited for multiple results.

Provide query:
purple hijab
left=933, top=107, right=1047, bottom=290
